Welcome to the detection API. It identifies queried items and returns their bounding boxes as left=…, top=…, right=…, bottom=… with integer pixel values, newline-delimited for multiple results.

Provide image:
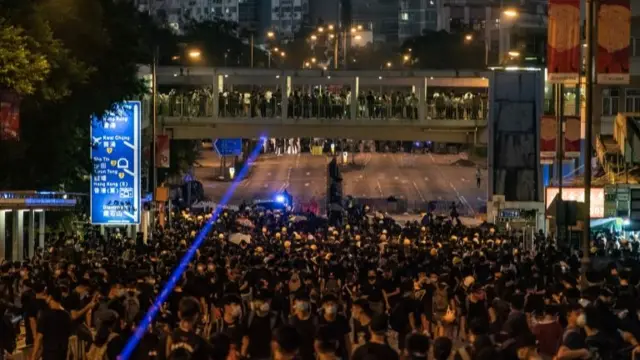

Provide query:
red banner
left=547, top=0, right=581, bottom=83
left=597, top=0, right=631, bottom=84
left=156, top=135, right=170, bottom=168
left=0, top=91, right=20, bottom=140
left=540, top=115, right=581, bottom=159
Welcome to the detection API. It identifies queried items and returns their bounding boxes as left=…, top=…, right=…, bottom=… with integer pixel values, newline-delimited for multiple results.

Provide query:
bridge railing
left=158, top=92, right=488, bottom=122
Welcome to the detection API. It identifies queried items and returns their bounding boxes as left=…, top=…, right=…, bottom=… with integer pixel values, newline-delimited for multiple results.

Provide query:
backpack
left=86, top=333, right=118, bottom=360
left=123, top=294, right=140, bottom=324
left=433, top=286, right=449, bottom=314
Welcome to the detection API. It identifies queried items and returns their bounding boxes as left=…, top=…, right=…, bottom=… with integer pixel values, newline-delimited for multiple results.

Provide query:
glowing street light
left=508, top=50, right=521, bottom=57
left=386, top=61, right=392, bottom=68
left=280, top=51, right=286, bottom=57
left=311, top=57, right=317, bottom=63
left=328, top=24, right=334, bottom=31
left=267, top=31, right=275, bottom=39
left=273, top=47, right=279, bottom=52
left=318, top=26, right=324, bottom=33
left=503, top=9, right=519, bottom=18
left=329, top=34, right=335, bottom=39
left=351, top=28, right=357, bottom=34
left=403, top=54, right=410, bottom=62
left=357, top=25, right=363, bottom=30
left=310, top=34, right=318, bottom=41
left=465, top=34, right=473, bottom=41
left=304, top=61, right=310, bottom=67
left=354, top=35, right=362, bottom=40
left=188, top=49, right=202, bottom=59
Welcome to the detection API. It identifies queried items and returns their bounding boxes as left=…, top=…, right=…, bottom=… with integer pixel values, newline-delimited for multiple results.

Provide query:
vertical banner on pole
left=597, top=0, right=631, bottom=84
left=540, top=115, right=557, bottom=162
left=156, top=134, right=170, bottom=168
left=547, top=0, right=581, bottom=83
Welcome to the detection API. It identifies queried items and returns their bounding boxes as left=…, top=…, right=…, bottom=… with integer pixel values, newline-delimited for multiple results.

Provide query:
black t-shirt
left=21, top=290, right=37, bottom=345
left=246, top=313, right=274, bottom=358
left=318, top=314, right=351, bottom=358
left=381, top=277, right=401, bottom=305
left=167, top=328, right=212, bottom=360
left=352, top=318, right=371, bottom=344
left=290, top=315, right=317, bottom=360
left=562, top=327, right=586, bottom=350
left=361, top=281, right=383, bottom=302
left=37, top=308, right=72, bottom=360
left=219, top=317, right=247, bottom=349
left=352, top=342, right=399, bottom=360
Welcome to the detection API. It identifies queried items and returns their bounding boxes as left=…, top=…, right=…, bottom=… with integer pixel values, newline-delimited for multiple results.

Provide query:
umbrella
left=289, top=215, right=308, bottom=223
left=229, top=233, right=251, bottom=245
left=236, top=217, right=255, bottom=228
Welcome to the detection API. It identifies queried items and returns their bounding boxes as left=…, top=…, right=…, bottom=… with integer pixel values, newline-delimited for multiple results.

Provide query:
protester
left=2, top=198, right=640, bottom=360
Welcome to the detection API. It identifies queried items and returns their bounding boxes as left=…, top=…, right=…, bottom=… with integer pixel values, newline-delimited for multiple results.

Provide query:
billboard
left=90, top=101, right=141, bottom=225
left=156, top=135, right=170, bottom=168
left=0, top=91, right=20, bottom=140
left=545, top=187, right=605, bottom=218
left=540, top=115, right=581, bottom=159
left=597, top=0, right=631, bottom=84
left=547, top=0, right=581, bottom=83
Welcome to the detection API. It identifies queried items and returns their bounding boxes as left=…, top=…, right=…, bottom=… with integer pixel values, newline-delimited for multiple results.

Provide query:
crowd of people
left=2, top=200, right=640, bottom=360
left=157, top=88, right=488, bottom=121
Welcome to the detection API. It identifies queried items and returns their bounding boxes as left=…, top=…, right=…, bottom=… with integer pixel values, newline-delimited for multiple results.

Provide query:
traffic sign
left=90, top=101, right=141, bottom=225
left=213, top=138, right=242, bottom=156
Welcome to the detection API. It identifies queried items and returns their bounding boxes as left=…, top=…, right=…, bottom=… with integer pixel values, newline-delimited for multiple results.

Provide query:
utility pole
left=582, top=0, right=596, bottom=285
left=556, top=83, right=565, bottom=245
left=151, top=47, right=158, bottom=239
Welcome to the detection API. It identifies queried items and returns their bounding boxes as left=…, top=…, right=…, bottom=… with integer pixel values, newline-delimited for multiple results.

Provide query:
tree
left=0, top=0, right=161, bottom=190
left=0, top=21, right=50, bottom=95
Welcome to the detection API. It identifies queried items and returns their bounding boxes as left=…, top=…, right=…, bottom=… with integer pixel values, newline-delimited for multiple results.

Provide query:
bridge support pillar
left=213, top=74, right=224, bottom=119
left=28, top=210, right=35, bottom=258
left=418, top=78, right=427, bottom=121
left=0, top=210, right=6, bottom=260
left=38, top=210, right=45, bottom=250
left=281, top=75, right=291, bottom=119
left=12, top=209, right=24, bottom=261
left=351, top=77, right=359, bottom=121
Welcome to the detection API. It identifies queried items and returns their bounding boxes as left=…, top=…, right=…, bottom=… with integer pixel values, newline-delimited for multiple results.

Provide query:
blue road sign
left=213, top=138, right=242, bottom=156
left=90, top=101, right=141, bottom=225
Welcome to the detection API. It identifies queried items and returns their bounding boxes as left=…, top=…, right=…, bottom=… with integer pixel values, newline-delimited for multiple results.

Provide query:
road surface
left=194, top=152, right=488, bottom=214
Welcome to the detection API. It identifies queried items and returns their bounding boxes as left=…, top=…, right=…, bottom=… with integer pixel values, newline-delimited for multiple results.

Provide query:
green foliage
left=0, top=21, right=50, bottom=95
left=0, top=0, right=163, bottom=191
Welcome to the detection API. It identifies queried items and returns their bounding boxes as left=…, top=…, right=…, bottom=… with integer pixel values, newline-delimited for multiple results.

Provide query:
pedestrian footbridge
left=152, top=67, right=490, bottom=144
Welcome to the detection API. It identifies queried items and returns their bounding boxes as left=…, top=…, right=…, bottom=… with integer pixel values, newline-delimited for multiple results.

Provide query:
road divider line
left=376, top=180, right=384, bottom=197
left=412, top=181, right=426, bottom=203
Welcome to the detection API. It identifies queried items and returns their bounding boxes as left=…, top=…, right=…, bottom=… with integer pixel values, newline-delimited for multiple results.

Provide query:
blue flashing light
left=624, top=218, right=631, bottom=226
left=275, top=194, right=286, bottom=203
left=119, top=136, right=266, bottom=360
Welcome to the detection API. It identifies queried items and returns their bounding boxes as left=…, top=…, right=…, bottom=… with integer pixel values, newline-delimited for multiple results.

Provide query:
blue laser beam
left=120, top=136, right=267, bottom=360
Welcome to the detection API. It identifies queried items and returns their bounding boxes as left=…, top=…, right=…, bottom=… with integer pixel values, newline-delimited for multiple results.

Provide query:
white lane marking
left=376, top=180, right=384, bottom=197
left=429, top=153, right=475, bottom=215
left=279, top=183, right=288, bottom=191
left=413, top=181, right=426, bottom=202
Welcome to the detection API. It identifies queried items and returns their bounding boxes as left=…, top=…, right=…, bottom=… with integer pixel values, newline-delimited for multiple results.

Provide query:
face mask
left=324, top=305, right=337, bottom=315
left=576, top=313, right=586, bottom=327
left=295, top=302, right=310, bottom=312
left=259, top=303, right=270, bottom=313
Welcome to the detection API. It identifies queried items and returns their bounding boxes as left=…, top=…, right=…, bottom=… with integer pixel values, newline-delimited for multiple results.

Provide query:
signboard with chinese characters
left=213, top=138, right=242, bottom=157
left=90, top=101, right=141, bottom=224
left=545, top=187, right=605, bottom=218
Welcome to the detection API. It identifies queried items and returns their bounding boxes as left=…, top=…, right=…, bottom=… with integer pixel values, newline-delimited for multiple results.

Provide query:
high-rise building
left=308, top=0, right=340, bottom=26
left=270, top=0, right=310, bottom=37
left=351, top=0, right=400, bottom=43
left=130, top=0, right=244, bottom=33
left=398, top=0, right=438, bottom=42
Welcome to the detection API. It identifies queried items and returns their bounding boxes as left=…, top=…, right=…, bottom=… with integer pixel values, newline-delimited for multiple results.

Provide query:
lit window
left=401, top=12, right=409, bottom=21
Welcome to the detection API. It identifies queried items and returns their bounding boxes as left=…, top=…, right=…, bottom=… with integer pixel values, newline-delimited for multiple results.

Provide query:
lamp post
left=151, top=47, right=158, bottom=236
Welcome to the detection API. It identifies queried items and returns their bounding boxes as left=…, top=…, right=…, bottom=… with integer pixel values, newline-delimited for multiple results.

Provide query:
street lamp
left=465, top=34, right=473, bottom=42
left=267, top=31, right=275, bottom=39
left=310, top=34, right=318, bottom=41
left=386, top=61, right=392, bottom=68
left=280, top=51, right=286, bottom=57
left=350, top=27, right=357, bottom=34
left=403, top=54, right=410, bottom=62
left=503, top=9, right=519, bottom=18
left=328, top=24, right=334, bottom=31
left=311, top=57, right=317, bottom=63
left=188, top=49, right=202, bottom=59
left=354, top=34, right=362, bottom=40
left=357, top=25, right=363, bottom=31
left=318, top=26, right=324, bottom=33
